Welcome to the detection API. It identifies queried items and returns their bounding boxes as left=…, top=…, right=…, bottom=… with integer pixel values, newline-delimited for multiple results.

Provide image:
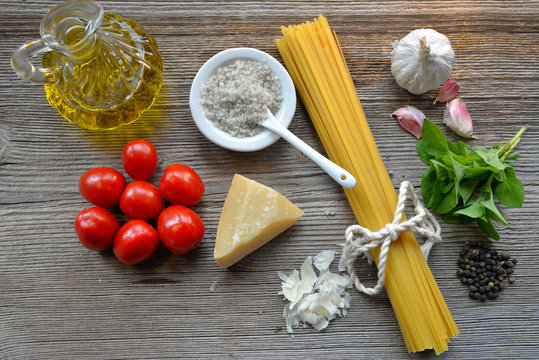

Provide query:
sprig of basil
left=417, top=119, right=526, bottom=240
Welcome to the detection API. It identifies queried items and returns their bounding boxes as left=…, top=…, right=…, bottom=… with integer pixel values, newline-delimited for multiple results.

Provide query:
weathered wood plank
left=1, top=1, right=538, bottom=359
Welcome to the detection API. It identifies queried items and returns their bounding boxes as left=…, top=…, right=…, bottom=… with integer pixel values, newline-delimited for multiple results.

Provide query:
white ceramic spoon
left=261, top=109, right=356, bottom=189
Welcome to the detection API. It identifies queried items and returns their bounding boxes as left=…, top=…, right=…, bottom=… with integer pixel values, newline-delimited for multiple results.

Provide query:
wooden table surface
left=1, top=1, right=538, bottom=359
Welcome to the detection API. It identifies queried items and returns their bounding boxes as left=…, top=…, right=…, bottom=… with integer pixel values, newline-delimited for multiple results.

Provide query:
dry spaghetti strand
left=275, top=15, right=458, bottom=354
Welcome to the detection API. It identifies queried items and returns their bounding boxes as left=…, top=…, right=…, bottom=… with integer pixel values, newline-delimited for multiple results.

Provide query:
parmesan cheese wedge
left=214, top=174, right=303, bottom=268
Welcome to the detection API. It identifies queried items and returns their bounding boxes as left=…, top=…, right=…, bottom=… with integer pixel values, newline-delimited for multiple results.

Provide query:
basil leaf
left=454, top=201, right=485, bottom=218
left=453, top=152, right=474, bottom=165
left=416, top=140, right=435, bottom=163
left=431, top=160, right=449, bottom=180
left=456, top=141, right=470, bottom=157
left=431, top=179, right=445, bottom=210
left=481, top=196, right=508, bottom=226
left=495, top=167, right=525, bottom=208
left=459, top=180, right=478, bottom=204
left=463, top=167, right=492, bottom=181
left=504, top=151, right=520, bottom=163
left=421, top=166, right=437, bottom=207
left=477, top=218, right=500, bottom=240
left=436, top=184, right=458, bottom=214
left=505, top=166, right=517, bottom=177
left=447, top=140, right=460, bottom=155
left=497, top=141, right=513, bottom=158
left=444, top=211, right=475, bottom=224
left=472, top=146, right=506, bottom=171
left=439, top=179, right=455, bottom=194
left=450, top=155, right=466, bottom=182
left=420, top=119, right=448, bottom=157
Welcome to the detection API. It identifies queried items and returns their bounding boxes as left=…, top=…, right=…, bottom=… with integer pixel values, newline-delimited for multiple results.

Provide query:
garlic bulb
left=391, top=29, right=455, bottom=95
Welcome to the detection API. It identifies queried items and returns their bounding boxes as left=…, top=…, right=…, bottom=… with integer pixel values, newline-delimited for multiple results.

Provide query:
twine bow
left=338, top=181, right=442, bottom=296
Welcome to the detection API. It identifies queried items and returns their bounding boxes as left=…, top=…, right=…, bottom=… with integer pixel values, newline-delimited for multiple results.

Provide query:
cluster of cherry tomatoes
left=74, top=140, right=205, bottom=265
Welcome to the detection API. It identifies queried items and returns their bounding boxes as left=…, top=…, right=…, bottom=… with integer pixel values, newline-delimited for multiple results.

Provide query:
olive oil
left=41, top=13, right=163, bottom=130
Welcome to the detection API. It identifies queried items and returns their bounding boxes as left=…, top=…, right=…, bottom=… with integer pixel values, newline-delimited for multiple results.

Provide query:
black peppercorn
left=456, top=242, right=517, bottom=302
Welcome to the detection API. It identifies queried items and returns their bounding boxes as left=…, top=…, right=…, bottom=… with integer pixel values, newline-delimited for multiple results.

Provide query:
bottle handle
left=11, top=39, right=58, bottom=84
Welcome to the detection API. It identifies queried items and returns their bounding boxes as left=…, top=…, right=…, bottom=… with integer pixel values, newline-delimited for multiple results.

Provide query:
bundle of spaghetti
left=275, top=15, right=458, bottom=354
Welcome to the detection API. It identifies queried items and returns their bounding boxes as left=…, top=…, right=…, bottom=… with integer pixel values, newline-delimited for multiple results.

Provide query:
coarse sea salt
left=278, top=250, right=351, bottom=333
left=201, top=59, right=283, bottom=138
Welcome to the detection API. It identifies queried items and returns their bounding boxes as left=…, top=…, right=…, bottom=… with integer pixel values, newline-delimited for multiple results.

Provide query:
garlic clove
left=434, top=79, right=460, bottom=104
left=391, top=105, right=426, bottom=139
left=443, top=98, right=476, bottom=138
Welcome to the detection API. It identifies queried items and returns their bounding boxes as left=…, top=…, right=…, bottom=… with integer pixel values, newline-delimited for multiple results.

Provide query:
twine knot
left=338, top=181, right=442, bottom=296
left=385, top=224, right=399, bottom=241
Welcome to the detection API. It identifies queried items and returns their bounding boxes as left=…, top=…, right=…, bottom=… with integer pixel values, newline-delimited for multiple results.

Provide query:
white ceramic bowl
left=189, top=48, right=296, bottom=152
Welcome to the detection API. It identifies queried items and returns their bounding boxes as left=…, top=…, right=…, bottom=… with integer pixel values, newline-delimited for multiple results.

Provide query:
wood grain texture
left=1, top=1, right=538, bottom=359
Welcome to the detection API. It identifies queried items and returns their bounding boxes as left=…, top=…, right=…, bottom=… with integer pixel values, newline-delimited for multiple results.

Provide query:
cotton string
left=338, top=181, right=442, bottom=296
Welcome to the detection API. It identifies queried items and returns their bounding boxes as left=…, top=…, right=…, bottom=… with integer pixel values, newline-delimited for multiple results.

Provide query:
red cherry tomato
left=113, top=220, right=159, bottom=265
left=119, top=180, right=163, bottom=219
left=121, top=139, right=158, bottom=180
left=74, top=207, right=119, bottom=251
left=79, top=167, right=126, bottom=208
left=157, top=205, right=205, bottom=255
left=159, top=164, right=204, bottom=206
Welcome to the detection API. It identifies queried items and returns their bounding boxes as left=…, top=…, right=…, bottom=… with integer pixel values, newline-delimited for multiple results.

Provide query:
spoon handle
left=262, top=110, right=356, bottom=189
